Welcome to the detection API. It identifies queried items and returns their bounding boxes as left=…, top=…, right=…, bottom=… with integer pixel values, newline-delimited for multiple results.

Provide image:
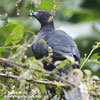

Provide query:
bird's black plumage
left=31, top=10, right=80, bottom=71
left=30, top=10, right=82, bottom=100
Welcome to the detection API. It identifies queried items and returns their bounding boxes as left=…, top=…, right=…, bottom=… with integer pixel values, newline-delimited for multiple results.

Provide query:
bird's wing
left=46, top=30, right=80, bottom=62
left=32, top=38, right=48, bottom=59
left=32, top=30, right=80, bottom=62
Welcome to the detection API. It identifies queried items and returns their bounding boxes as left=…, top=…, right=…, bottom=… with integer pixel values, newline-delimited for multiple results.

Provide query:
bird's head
left=29, top=10, right=53, bottom=25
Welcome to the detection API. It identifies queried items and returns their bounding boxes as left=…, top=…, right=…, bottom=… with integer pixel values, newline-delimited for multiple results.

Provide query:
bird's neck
left=40, top=22, right=54, bottom=32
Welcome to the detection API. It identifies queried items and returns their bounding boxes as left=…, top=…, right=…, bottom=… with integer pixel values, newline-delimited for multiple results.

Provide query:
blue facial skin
left=32, top=12, right=41, bottom=20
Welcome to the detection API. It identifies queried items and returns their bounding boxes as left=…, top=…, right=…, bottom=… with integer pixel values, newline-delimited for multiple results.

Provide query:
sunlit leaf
left=60, top=59, right=70, bottom=68
left=83, top=69, right=92, bottom=76
left=5, top=23, right=24, bottom=45
left=90, top=53, right=100, bottom=64
left=92, top=75, right=99, bottom=80
left=0, top=96, right=5, bottom=100
left=64, top=55, right=75, bottom=63
left=56, top=87, right=61, bottom=98
left=0, top=21, right=22, bottom=45
left=38, top=84, right=46, bottom=94
left=54, top=61, right=62, bottom=66
left=38, top=0, right=54, bottom=10
left=40, top=39, right=47, bottom=44
left=91, top=53, right=100, bottom=60
left=28, top=57, right=36, bottom=61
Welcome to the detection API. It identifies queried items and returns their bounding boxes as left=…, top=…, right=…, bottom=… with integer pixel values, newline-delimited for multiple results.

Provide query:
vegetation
left=0, top=0, right=100, bottom=100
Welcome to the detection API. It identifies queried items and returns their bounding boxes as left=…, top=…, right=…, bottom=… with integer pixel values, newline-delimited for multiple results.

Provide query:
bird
left=30, top=10, right=80, bottom=71
left=29, top=10, right=82, bottom=100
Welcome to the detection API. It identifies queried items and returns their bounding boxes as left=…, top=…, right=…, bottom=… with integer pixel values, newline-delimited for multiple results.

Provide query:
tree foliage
left=0, top=0, right=100, bottom=100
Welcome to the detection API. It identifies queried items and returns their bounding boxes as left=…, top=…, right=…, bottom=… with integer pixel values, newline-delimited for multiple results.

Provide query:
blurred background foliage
left=0, top=0, right=100, bottom=99
left=0, top=0, right=100, bottom=82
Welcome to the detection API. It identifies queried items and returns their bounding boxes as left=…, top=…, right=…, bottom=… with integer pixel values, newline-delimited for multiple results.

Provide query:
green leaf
left=92, top=75, right=100, bottom=80
left=0, top=20, right=22, bottom=45
left=56, top=87, right=61, bottom=98
left=38, top=84, right=46, bottom=94
left=0, top=96, right=5, bottom=100
left=59, top=59, right=71, bottom=68
left=64, top=55, right=75, bottom=63
left=28, top=57, right=36, bottom=61
left=5, top=24, right=24, bottom=45
left=54, top=61, right=62, bottom=66
left=91, top=53, right=100, bottom=61
left=83, top=69, right=92, bottom=76
left=40, top=39, right=47, bottom=44
left=38, top=0, right=54, bottom=10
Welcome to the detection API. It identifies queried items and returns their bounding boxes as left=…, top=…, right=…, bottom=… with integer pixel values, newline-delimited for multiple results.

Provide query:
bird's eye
left=39, top=13, right=44, bottom=16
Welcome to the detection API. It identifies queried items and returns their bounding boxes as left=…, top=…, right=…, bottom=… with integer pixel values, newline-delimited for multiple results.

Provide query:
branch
left=0, top=73, right=18, bottom=79
left=0, top=57, right=77, bottom=89
left=2, top=73, right=99, bottom=98
left=0, top=73, right=76, bottom=88
left=0, top=58, right=28, bottom=69
left=0, top=58, right=44, bottom=73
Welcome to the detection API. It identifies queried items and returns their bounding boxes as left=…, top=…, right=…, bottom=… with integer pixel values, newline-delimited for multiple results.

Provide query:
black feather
left=31, top=10, right=82, bottom=100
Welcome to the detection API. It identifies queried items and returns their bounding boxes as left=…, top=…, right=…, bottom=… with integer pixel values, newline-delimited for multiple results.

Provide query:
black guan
left=30, top=10, right=82, bottom=100
left=30, top=10, right=80, bottom=71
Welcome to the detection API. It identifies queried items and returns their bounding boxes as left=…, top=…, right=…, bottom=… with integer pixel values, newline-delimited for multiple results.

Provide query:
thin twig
left=0, top=73, right=18, bottom=79
left=0, top=58, right=28, bottom=69
left=0, top=57, right=45, bottom=73
left=81, top=42, right=100, bottom=69
left=81, top=48, right=95, bottom=69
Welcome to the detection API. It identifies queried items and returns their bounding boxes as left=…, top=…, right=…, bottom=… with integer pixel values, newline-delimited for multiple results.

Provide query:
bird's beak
left=29, top=12, right=39, bottom=17
left=28, top=13, right=33, bottom=16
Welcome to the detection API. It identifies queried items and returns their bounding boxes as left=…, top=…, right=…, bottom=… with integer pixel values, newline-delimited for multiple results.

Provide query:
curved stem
left=81, top=42, right=100, bottom=69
